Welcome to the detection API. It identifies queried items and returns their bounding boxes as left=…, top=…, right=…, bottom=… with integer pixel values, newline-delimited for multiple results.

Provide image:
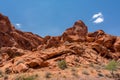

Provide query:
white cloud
left=93, top=17, right=104, bottom=24
left=92, top=12, right=102, bottom=19
left=15, top=23, right=21, bottom=28
left=92, top=12, right=104, bottom=24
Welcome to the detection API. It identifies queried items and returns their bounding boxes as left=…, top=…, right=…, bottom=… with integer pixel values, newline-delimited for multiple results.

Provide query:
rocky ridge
left=0, top=13, right=120, bottom=79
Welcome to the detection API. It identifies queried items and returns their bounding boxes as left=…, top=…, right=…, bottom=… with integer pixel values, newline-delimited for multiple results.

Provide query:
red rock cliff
left=0, top=13, right=43, bottom=50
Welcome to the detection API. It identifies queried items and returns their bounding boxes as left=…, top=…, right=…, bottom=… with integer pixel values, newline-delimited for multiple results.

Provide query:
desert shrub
left=71, top=68, right=79, bottom=77
left=72, top=72, right=79, bottom=77
left=15, top=75, right=37, bottom=80
left=105, top=60, right=119, bottom=72
left=82, top=70, right=89, bottom=75
left=105, top=60, right=119, bottom=78
left=105, top=74, right=112, bottom=78
left=57, top=60, right=67, bottom=70
left=71, top=67, right=76, bottom=72
left=45, top=72, right=51, bottom=78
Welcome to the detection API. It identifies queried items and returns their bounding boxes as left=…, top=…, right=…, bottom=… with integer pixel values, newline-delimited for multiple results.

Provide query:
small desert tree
left=105, top=60, right=119, bottom=78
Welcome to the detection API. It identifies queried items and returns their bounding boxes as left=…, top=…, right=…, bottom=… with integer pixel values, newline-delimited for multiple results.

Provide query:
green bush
left=57, top=60, right=67, bottom=70
left=15, top=75, right=37, bottom=80
left=105, top=60, right=119, bottom=78
left=105, top=60, right=119, bottom=71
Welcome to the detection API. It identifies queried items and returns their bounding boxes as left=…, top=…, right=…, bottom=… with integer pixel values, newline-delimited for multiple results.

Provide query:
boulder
left=0, top=47, right=25, bottom=59
left=26, top=58, right=43, bottom=68
left=13, top=63, right=28, bottom=73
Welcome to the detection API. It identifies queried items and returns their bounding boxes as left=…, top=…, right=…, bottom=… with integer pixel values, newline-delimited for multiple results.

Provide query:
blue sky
left=0, top=0, right=120, bottom=37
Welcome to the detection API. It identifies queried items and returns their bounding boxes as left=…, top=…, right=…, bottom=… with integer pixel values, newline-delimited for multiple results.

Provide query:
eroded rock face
left=43, top=36, right=61, bottom=49
left=0, top=13, right=12, bottom=33
left=0, top=13, right=43, bottom=50
left=0, top=47, right=25, bottom=61
left=13, top=63, right=28, bottom=73
left=114, top=37, right=120, bottom=52
left=102, top=35, right=116, bottom=50
left=62, top=20, right=88, bottom=42
left=0, top=13, right=120, bottom=74
left=87, top=30, right=117, bottom=51
left=87, top=30, right=105, bottom=43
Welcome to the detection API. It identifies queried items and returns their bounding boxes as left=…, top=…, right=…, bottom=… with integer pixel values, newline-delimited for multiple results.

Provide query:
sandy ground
left=0, top=64, right=119, bottom=80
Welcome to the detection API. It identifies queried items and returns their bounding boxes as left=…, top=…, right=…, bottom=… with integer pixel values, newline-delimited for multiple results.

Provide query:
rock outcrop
left=0, top=13, right=119, bottom=74
left=62, top=20, right=88, bottom=42
left=0, top=13, right=43, bottom=50
left=41, top=20, right=88, bottom=49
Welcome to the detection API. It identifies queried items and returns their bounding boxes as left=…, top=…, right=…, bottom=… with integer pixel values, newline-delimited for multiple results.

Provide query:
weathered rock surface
left=62, top=20, right=88, bottom=42
left=0, top=13, right=120, bottom=74
left=0, top=13, right=43, bottom=50
left=114, top=37, right=120, bottom=52
left=13, top=63, right=28, bottom=73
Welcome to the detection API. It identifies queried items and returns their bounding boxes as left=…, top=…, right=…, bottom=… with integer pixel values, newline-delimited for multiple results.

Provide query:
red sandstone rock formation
left=0, top=13, right=119, bottom=74
left=0, top=13, right=43, bottom=50
left=62, top=20, right=88, bottom=42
